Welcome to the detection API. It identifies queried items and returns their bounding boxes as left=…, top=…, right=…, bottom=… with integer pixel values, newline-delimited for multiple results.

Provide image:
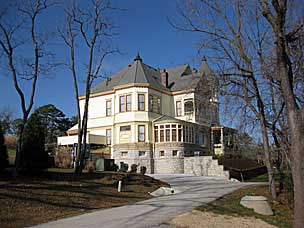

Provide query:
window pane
left=160, top=130, right=164, bottom=142
left=138, top=94, right=145, bottom=111
left=149, top=95, right=153, bottom=112
left=155, top=130, right=158, bottom=142
left=157, top=97, right=161, bottom=113
left=178, top=129, right=182, bottom=141
left=176, top=101, right=182, bottom=116
left=172, top=150, right=178, bottom=156
left=165, top=129, right=170, bottom=142
left=106, top=100, right=112, bottom=116
left=120, top=96, right=125, bottom=112
left=138, top=125, right=145, bottom=142
left=172, top=129, right=177, bottom=141
left=184, top=99, right=194, bottom=112
left=120, top=125, right=131, bottom=131
left=126, top=95, right=131, bottom=111
left=106, top=129, right=111, bottom=145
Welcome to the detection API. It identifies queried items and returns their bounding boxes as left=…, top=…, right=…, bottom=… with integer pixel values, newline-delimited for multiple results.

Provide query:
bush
left=85, top=161, right=95, bottom=173
left=140, top=166, right=147, bottom=175
left=21, top=113, right=48, bottom=173
left=4, top=135, right=17, bottom=149
left=54, top=147, right=73, bottom=168
left=0, top=123, right=8, bottom=172
left=130, top=164, right=138, bottom=173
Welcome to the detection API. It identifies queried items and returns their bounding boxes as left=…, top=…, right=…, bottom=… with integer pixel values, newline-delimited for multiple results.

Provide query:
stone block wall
left=184, top=156, right=229, bottom=179
left=112, top=143, right=153, bottom=173
left=154, top=157, right=184, bottom=174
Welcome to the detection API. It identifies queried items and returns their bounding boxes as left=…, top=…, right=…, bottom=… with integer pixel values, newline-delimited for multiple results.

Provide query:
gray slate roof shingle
left=90, top=54, right=215, bottom=95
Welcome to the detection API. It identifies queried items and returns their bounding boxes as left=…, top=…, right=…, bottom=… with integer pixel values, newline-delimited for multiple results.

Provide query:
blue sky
left=0, top=0, right=207, bottom=119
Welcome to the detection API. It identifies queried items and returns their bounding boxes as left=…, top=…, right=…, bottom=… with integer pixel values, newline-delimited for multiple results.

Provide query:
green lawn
left=246, top=173, right=269, bottom=182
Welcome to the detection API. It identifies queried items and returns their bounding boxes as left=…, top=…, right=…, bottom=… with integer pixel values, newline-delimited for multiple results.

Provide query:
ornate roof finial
left=134, top=52, right=142, bottom=62
left=202, top=56, right=207, bottom=62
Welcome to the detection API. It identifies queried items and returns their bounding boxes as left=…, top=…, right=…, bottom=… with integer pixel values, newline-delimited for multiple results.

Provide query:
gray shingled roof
left=90, top=55, right=168, bottom=94
left=90, top=55, right=214, bottom=95
left=153, top=115, right=195, bottom=125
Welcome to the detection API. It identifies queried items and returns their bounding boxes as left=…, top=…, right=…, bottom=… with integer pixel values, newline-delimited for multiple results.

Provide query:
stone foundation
left=112, top=143, right=153, bottom=173
left=112, top=143, right=229, bottom=179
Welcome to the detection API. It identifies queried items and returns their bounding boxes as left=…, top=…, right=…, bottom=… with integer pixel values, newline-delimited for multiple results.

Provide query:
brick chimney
left=160, top=69, right=168, bottom=88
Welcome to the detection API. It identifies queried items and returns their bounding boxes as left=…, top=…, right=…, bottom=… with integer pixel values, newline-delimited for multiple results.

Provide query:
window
left=119, top=96, right=125, bottom=112
left=172, top=150, right=178, bottom=156
left=160, top=129, right=164, bottom=142
left=106, top=129, right=111, bottom=145
left=184, top=99, right=194, bottom=113
left=160, top=151, right=164, bottom=157
left=138, top=94, right=145, bottom=111
left=154, top=126, right=159, bottom=142
left=121, top=151, right=128, bottom=157
left=139, top=151, right=146, bottom=157
left=178, top=125, right=182, bottom=142
left=126, top=95, right=131, bottom=111
left=165, top=129, right=170, bottom=142
left=176, top=101, right=182, bottom=116
left=106, top=100, right=112, bottom=116
left=138, top=125, right=145, bottom=142
left=198, top=132, right=206, bottom=145
left=172, top=129, right=177, bottom=141
left=120, top=94, right=131, bottom=112
left=120, top=125, right=131, bottom=131
left=149, top=95, right=161, bottom=113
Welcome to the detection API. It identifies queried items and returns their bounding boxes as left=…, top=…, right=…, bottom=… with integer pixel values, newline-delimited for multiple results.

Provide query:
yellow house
left=58, top=54, right=233, bottom=175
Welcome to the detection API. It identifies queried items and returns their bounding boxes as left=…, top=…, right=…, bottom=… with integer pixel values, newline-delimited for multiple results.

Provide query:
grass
left=246, top=173, right=269, bottom=182
left=7, top=148, right=16, bottom=166
left=196, top=185, right=293, bottom=228
left=0, top=169, right=168, bottom=228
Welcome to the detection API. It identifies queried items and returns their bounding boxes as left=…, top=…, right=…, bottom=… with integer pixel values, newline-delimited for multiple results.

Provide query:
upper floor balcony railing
left=184, top=111, right=194, bottom=120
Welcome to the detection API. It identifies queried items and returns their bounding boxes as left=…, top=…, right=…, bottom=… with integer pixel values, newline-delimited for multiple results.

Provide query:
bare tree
left=59, top=0, right=118, bottom=175
left=0, top=0, right=56, bottom=170
left=170, top=0, right=282, bottom=198
left=259, top=1, right=304, bottom=227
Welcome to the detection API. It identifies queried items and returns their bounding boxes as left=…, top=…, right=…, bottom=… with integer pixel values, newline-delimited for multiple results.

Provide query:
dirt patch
left=169, top=210, right=277, bottom=228
left=196, top=185, right=292, bottom=228
left=0, top=170, right=168, bottom=228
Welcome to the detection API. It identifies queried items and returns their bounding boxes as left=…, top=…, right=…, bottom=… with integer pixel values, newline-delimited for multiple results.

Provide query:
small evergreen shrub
left=21, top=113, right=48, bottom=173
left=130, top=164, right=138, bottom=173
left=140, top=166, right=147, bottom=175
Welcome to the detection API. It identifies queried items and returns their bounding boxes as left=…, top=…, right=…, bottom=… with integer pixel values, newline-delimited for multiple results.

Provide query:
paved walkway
left=32, top=174, right=253, bottom=228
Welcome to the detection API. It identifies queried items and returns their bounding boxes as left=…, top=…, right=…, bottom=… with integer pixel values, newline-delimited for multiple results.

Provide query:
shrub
left=21, top=113, right=48, bottom=173
left=4, top=135, right=17, bottom=149
left=140, top=166, right=147, bottom=175
left=0, top=123, right=8, bottom=172
left=85, top=161, right=96, bottom=173
left=130, top=164, right=138, bottom=173
left=54, top=147, right=73, bottom=168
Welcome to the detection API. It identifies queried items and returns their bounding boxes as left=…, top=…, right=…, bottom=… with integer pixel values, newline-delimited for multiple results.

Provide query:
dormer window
left=184, top=99, right=194, bottom=113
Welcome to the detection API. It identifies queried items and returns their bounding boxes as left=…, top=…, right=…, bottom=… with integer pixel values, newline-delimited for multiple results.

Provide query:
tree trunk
left=260, top=122, right=277, bottom=199
left=289, top=110, right=304, bottom=227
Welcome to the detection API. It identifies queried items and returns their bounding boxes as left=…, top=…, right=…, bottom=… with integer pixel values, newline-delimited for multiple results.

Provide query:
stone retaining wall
left=153, top=157, right=184, bottom=174
left=184, top=156, right=229, bottom=179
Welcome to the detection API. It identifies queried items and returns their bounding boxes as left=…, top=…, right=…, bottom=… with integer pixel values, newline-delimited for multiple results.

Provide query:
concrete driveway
left=32, top=174, right=252, bottom=228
